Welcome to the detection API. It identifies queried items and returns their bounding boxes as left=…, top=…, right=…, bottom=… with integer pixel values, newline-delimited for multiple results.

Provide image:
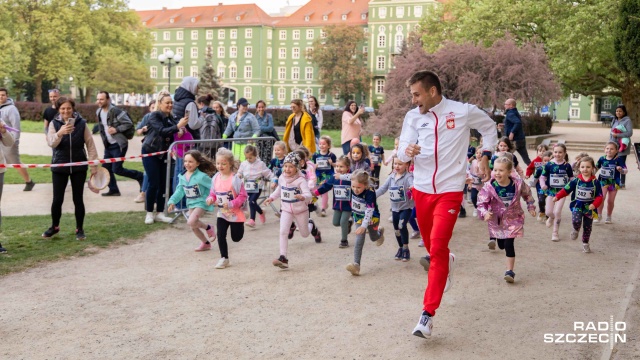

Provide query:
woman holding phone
left=43, top=97, right=99, bottom=240
left=340, top=100, right=365, bottom=155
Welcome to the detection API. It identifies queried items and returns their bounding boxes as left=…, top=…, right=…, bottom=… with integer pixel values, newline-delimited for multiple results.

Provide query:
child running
left=596, top=142, right=628, bottom=224
left=265, top=152, right=318, bottom=269
left=383, top=137, right=399, bottom=168
left=554, top=156, right=603, bottom=252
left=167, top=150, right=217, bottom=251
left=269, top=141, right=287, bottom=217
left=314, top=156, right=353, bottom=248
left=533, top=151, right=553, bottom=222
left=540, top=143, right=573, bottom=241
left=294, top=147, right=322, bottom=242
left=525, top=144, right=549, bottom=180
left=376, top=158, right=414, bottom=261
left=238, top=144, right=274, bottom=228
left=312, top=135, right=337, bottom=217
left=467, top=148, right=484, bottom=218
left=477, top=156, right=536, bottom=283
left=346, top=170, right=385, bottom=276
left=491, top=137, right=524, bottom=178
left=368, top=133, right=385, bottom=188
left=349, top=143, right=372, bottom=175
left=205, top=148, right=248, bottom=269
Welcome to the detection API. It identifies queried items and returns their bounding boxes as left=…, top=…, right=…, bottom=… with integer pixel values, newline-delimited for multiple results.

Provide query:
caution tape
left=0, top=150, right=168, bottom=169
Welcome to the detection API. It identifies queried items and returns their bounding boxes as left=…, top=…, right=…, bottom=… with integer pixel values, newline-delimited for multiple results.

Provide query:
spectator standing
left=283, top=99, right=316, bottom=153
left=610, top=105, right=633, bottom=189
left=255, top=100, right=277, bottom=160
left=173, top=76, right=203, bottom=140
left=503, top=99, right=531, bottom=165
left=43, top=89, right=60, bottom=133
left=223, top=97, right=260, bottom=161
left=0, top=88, right=35, bottom=191
left=308, top=96, right=323, bottom=136
left=0, top=117, right=15, bottom=253
left=340, top=100, right=365, bottom=155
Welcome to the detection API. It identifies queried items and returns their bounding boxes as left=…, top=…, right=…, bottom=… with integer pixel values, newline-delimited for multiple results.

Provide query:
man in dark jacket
left=503, top=99, right=531, bottom=165
left=96, top=91, right=144, bottom=197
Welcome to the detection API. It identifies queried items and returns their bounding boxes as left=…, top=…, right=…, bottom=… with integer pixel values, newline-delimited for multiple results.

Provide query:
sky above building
left=128, top=0, right=308, bottom=15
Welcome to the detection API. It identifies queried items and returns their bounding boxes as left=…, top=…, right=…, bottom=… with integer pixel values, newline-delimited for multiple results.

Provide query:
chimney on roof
left=218, top=2, right=223, bottom=5
left=162, top=7, right=167, bottom=11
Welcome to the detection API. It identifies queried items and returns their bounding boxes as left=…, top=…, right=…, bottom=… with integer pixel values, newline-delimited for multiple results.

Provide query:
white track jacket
left=397, top=97, right=497, bottom=194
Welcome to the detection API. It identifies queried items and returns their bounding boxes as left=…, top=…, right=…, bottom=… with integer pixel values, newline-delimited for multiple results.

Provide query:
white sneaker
left=215, top=257, right=229, bottom=269
left=488, top=239, right=496, bottom=250
left=155, top=212, right=173, bottom=223
left=570, top=230, right=579, bottom=240
left=375, top=227, right=385, bottom=246
left=410, top=231, right=421, bottom=239
left=144, top=212, right=154, bottom=225
left=545, top=217, right=553, bottom=228
left=412, top=312, right=433, bottom=338
left=388, top=215, right=393, bottom=222
left=134, top=192, right=145, bottom=203
left=444, top=253, right=455, bottom=293
left=551, top=232, right=560, bottom=242
left=472, top=209, right=478, bottom=218
left=594, top=218, right=601, bottom=224
left=346, top=263, right=360, bottom=276
left=605, top=217, right=612, bottom=224
left=582, top=243, right=591, bottom=253
left=418, top=240, right=424, bottom=247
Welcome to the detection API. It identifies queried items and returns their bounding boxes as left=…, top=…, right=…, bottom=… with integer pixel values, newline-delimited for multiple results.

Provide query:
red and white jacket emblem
left=446, top=112, right=456, bottom=129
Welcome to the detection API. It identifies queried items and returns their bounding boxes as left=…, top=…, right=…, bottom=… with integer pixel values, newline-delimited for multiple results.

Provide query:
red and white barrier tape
left=0, top=151, right=168, bottom=169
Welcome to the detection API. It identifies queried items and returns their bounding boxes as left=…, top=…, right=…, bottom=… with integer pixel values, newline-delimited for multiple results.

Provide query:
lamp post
left=158, top=50, right=182, bottom=92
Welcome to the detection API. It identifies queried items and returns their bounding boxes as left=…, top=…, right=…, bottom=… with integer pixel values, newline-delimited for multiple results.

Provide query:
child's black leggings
left=248, top=190, right=263, bottom=220
left=492, top=237, right=515, bottom=257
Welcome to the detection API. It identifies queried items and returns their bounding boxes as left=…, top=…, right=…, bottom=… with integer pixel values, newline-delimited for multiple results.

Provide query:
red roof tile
left=277, top=0, right=369, bottom=27
left=137, top=4, right=273, bottom=29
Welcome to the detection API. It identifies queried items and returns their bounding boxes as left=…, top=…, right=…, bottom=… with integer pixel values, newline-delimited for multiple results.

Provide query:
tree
left=310, top=25, right=370, bottom=102
left=418, top=0, right=640, bottom=127
left=614, top=0, right=640, bottom=120
left=198, top=45, right=222, bottom=99
left=365, top=36, right=561, bottom=137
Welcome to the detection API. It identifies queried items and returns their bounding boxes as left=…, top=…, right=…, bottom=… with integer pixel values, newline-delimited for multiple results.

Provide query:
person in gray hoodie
left=0, top=88, right=35, bottom=191
left=610, top=105, right=634, bottom=188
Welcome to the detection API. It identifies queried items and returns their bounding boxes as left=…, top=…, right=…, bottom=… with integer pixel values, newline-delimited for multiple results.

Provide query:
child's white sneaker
left=582, top=243, right=591, bottom=253
left=570, top=230, right=579, bottom=240
left=144, top=212, right=154, bottom=225
left=472, top=209, right=478, bottom=218
left=605, top=217, right=612, bottom=224
left=215, top=258, right=229, bottom=269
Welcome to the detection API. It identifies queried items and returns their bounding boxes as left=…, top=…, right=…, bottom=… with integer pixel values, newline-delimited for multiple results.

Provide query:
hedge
left=491, top=113, right=553, bottom=136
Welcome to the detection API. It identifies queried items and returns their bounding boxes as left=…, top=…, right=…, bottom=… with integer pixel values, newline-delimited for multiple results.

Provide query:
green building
left=551, top=93, right=621, bottom=122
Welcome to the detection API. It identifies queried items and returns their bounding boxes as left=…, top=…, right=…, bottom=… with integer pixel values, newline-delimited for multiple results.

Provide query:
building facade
left=137, top=0, right=439, bottom=107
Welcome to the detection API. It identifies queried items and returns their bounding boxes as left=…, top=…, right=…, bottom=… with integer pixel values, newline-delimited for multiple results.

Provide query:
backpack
left=198, top=112, right=223, bottom=153
left=97, top=107, right=135, bottom=140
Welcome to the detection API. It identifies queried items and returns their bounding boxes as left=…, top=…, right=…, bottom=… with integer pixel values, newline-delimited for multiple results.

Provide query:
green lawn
left=320, top=129, right=396, bottom=151
left=4, top=155, right=144, bottom=184
left=19, top=120, right=48, bottom=134
left=0, top=211, right=169, bottom=276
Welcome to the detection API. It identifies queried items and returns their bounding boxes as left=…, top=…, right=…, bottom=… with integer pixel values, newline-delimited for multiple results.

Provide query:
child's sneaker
left=206, top=225, right=216, bottom=242
left=42, top=226, right=60, bottom=239
left=412, top=311, right=433, bottom=338
left=258, top=213, right=266, bottom=224
left=320, top=209, right=327, bottom=217
left=395, top=248, right=403, bottom=260
left=388, top=215, right=393, bottom=222
left=195, top=242, right=211, bottom=252
left=145, top=212, right=154, bottom=225
left=215, top=258, right=229, bottom=269
left=246, top=219, right=256, bottom=228
left=443, top=253, right=455, bottom=292
left=472, top=209, right=478, bottom=218
left=570, top=229, right=579, bottom=240
left=313, top=230, right=322, bottom=243
left=537, top=213, right=545, bottom=223
left=545, top=216, right=553, bottom=228
left=582, top=243, right=591, bottom=253
left=504, top=270, right=515, bottom=283
left=410, top=231, right=421, bottom=239
left=488, top=239, right=496, bottom=250
left=75, top=229, right=86, bottom=241
left=287, top=223, right=296, bottom=239
left=605, top=217, right=612, bottom=224
left=402, top=248, right=410, bottom=262
left=551, top=232, right=560, bottom=242
left=594, top=217, right=601, bottom=224
left=375, top=227, right=385, bottom=246
left=275, top=210, right=281, bottom=218
left=419, top=255, right=431, bottom=272
left=346, top=263, right=360, bottom=276
left=418, top=240, right=424, bottom=247
left=0, top=243, right=7, bottom=253
left=309, top=219, right=321, bottom=243
left=273, top=255, right=289, bottom=269
left=458, top=207, right=466, bottom=218
left=339, top=240, right=349, bottom=248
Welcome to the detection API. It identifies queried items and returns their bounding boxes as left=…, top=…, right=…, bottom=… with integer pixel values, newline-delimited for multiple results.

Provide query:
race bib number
left=371, top=154, right=380, bottom=164
left=351, top=196, right=367, bottom=214
left=599, top=167, right=614, bottom=179
left=472, top=175, right=482, bottom=185
left=550, top=174, right=567, bottom=188
left=281, top=186, right=299, bottom=203
left=316, top=158, right=331, bottom=170
left=184, top=184, right=200, bottom=199
left=389, top=186, right=406, bottom=202
left=244, top=180, right=259, bottom=193
left=333, top=185, right=351, bottom=201
left=215, top=191, right=231, bottom=207
left=576, top=186, right=594, bottom=201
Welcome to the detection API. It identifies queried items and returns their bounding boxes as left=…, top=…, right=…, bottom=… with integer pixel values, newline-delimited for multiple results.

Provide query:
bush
left=15, top=101, right=150, bottom=124
left=491, top=113, right=553, bottom=136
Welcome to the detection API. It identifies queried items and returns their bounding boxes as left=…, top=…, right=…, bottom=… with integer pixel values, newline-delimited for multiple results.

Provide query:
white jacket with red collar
left=397, top=97, right=497, bottom=194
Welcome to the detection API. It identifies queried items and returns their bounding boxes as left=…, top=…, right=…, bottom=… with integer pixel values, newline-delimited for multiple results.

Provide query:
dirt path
left=1, top=132, right=639, bottom=359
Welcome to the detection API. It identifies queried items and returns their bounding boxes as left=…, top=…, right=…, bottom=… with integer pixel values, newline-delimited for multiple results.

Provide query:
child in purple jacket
left=477, top=156, right=536, bottom=284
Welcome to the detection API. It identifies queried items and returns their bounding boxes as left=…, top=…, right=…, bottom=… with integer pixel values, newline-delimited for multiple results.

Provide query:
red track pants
left=414, top=190, right=463, bottom=316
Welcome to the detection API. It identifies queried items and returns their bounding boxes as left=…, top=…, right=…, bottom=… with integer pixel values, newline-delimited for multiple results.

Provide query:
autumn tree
left=198, top=45, right=222, bottom=99
left=310, top=25, right=370, bottom=102
left=365, top=36, right=562, bottom=137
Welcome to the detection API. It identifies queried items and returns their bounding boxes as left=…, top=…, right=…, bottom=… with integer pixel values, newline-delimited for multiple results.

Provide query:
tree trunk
left=621, top=80, right=640, bottom=129
left=34, top=75, right=43, bottom=104
left=85, top=87, right=93, bottom=104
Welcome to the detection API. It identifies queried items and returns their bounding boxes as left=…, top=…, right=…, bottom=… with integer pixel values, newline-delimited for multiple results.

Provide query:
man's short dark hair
left=0, top=88, right=8, bottom=95
left=407, top=70, right=442, bottom=95
left=98, top=91, right=110, bottom=99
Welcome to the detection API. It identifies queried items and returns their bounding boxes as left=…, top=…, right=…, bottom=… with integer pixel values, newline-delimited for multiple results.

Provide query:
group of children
left=466, top=136, right=628, bottom=283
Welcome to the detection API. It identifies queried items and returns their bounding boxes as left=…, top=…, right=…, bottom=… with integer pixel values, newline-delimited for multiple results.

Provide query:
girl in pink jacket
left=265, top=152, right=321, bottom=269
left=477, top=156, right=536, bottom=284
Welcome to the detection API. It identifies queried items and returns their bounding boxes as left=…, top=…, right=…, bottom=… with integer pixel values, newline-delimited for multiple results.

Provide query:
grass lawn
left=0, top=211, right=169, bottom=276
left=320, top=129, right=396, bottom=150
left=19, top=120, right=47, bottom=134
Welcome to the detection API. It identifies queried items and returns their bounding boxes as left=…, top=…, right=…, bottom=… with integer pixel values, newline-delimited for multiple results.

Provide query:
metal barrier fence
left=163, top=137, right=277, bottom=221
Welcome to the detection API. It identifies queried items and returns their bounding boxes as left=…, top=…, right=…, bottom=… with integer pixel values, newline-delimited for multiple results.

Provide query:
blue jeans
left=141, top=173, right=149, bottom=192
left=342, top=141, right=351, bottom=155
left=142, top=152, right=167, bottom=213
left=103, top=143, right=144, bottom=193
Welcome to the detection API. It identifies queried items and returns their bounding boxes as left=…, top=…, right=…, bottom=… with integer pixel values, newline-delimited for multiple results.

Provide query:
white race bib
left=472, top=175, right=482, bottom=185
left=281, top=186, right=299, bottom=203
left=316, top=158, right=331, bottom=170
left=184, top=184, right=201, bottom=199
left=333, top=185, right=351, bottom=201
left=244, top=180, right=259, bottom=193
left=599, top=167, right=614, bottom=179
left=576, top=185, right=594, bottom=201
left=216, top=191, right=230, bottom=207
left=371, top=154, right=380, bottom=164
left=550, top=174, right=567, bottom=188
left=389, top=186, right=406, bottom=202
left=351, top=196, right=367, bottom=214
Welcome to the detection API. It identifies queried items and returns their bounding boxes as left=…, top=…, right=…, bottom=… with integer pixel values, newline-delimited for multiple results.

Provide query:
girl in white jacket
left=238, top=144, right=274, bottom=228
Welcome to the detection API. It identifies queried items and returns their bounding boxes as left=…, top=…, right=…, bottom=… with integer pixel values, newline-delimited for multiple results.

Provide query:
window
left=213, top=16, right=218, bottom=22
left=230, top=46, right=237, bottom=58
left=191, top=30, right=198, bottom=40
left=305, top=47, right=313, bottom=60
left=395, top=34, right=404, bottom=52
left=341, top=14, right=347, bottom=20
left=191, top=47, right=198, bottom=58
left=375, top=79, right=385, bottom=94
left=278, top=67, right=286, bottom=80
left=176, top=66, right=183, bottom=78
left=150, top=66, right=157, bottom=78
left=162, top=47, right=170, bottom=54
left=603, top=99, right=611, bottom=109
left=231, top=29, right=237, bottom=39
left=414, top=5, right=423, bottom=17
left=306, top=88, right=313, bottom=98
left=570, top=108, right=580, bottom=118
left=218, top=47, right=225, bottom=58
left=333, top=92, right=340, bottom=101
left=245, top=29, right=252, bottom=38
left=177, top=31, right=183, bottom=40
left=292, top=88, right=299, bottom=99
left=319, top=88, right=326, bottom=101
left=278, top=88, right=286, bottom=101
left=266, top=66, right=272, bottom=80
left=190, top=66, right=198, bottom=77
left=218, top=29, right=225, bottom=39
left=571, top=93, right=581, bottom=100
left=163, top=31, right=170, bottom=40
left=378, top=35, right=386, bottom=48
left=218, top=66, right=225, bottom=78
left=323, top=15, right=328, bottom=21
left=244, top=66, right=252, bottom=78
left=320, top=30, right=327, bottom=39
left=206, top=30, right=213, bottom=40
left=305, top=67, right=313, bottom=80
left=293, top=30, right=300, bottom=40
left=377, top=56, right=385, bottom=70
left=162, top=65, right=169, bottom=78
left=379, top=7, right=387, bottom=18
left=152, top=32, right=157, bottom=41
left=279, top=30, right=286, bottom=40
left=267, top=29, right=273, bottom=39
left=363, top=46, right=368, bottom=54
left=150, top=48, right=157, bottom=59
left=361, top=13, right=367, bottom=20
left=292, top=47, right=300, bottom=59
left=396, top=6, right=404, bottom=18
left=267, top=47, right=272, bottom=59
left=305, top=15, right=310, bottom=22
left=230, top=65, right=237, bottom=78
left=245, top=46, right=252, bottom=58
left=176, top=47, right=183, bottom=56
left=306, top=29, right=314, bottom=39
left=244, top=87, right=252, bottom=99
left=292, top=67, right=300, bottom=80
left=279, top=48, right=286, bottom=59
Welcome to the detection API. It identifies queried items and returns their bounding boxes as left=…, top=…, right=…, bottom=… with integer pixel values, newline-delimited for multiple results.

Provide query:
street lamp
left=158, top=50, right=182, bottom=92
